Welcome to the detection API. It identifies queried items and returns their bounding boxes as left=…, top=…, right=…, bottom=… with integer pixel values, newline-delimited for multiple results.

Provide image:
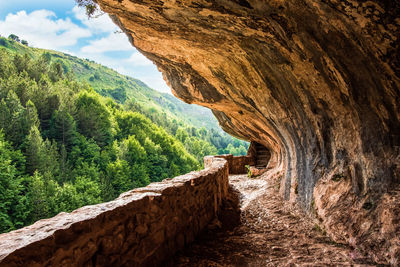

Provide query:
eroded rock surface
left=96, top=0, right=400, bottom=263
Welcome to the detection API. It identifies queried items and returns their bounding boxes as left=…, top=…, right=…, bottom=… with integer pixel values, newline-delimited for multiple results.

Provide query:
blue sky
left=0, top=0, right=170, bottom=93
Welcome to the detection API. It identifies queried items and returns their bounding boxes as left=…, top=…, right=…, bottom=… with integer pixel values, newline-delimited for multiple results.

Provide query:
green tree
left=0, top=90, right=28, bottom=147
left=0, top=50, right=14, bottom=79
left=25, top=125, right=45, bottom=174
left=131, top=163, right=150, bottom=188
left=25, top=125, right=60, bottom=176
left=28, top=53, right=50, bottom=82
left=48, top=110, right=78, bottom=150
left=13, top=54, right=30, bottom=73
left=105, top=159, right=131, bottom=196
left=27, top=75, right=60, bottom=131
left=0, top=132, right=25, bottom=232
left=237, top=145, right=247, bottom=156
left=24, top=100, right=40, bottom=129
left=74, top=91, right=113, bottom=147
left=48, top=62, right=64, bottom=82
left=119, top=135, right=147, bottom=165
left=176, top=127, right=189, bottom=143
left=118, top=136, right=151, bottom=189
left=69, top=135, right=101, bottom=167
left=55, top=182, right=81, bottom=213
left=184, top=137, right=217, bottom=163
left=74, top=175, right=101, bottom=205
left=143, top=138, right=168, bottom=182
left=26, top=171, right=50, bottom=223
left=42, top=139, right=60, bottom=176
left=226, top=143, right=237, bottom=155
left=59, top=144, right=69, bottom=182
left=8, top=34, right=20, bottom=42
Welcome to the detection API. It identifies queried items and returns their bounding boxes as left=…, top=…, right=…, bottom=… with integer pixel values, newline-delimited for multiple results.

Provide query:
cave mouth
left=93, top=0, right=399, bottom=263
left=248, top=141, right=271, bottom=169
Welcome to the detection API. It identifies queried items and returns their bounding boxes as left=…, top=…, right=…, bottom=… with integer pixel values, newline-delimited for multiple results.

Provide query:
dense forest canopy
left=0, top=36, right=248, bottom=233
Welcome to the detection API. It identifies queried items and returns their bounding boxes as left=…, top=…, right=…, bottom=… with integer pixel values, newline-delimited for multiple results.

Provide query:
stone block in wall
left=208, top=154, right=255, bottom=174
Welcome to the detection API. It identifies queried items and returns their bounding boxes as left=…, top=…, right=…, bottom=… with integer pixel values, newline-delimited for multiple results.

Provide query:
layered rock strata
left=95, top=0, right=400, bottom=263
left=0, top=157, right=229, bottom=266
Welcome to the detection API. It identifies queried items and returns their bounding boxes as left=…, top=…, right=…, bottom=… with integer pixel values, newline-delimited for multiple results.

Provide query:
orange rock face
left=96, top=0, right=399, bottom=263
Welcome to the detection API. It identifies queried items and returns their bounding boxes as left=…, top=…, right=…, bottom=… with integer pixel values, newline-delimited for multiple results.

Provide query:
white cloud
left=72, top=6, right=118, bottom=33
left=138, top=75, right=171, bottom=94
left=126, top=52, right=153, bottom=66
left=0, top=6, right=171, bottom=94
left=0, top=10, right=91, bottom=50
left=80, top=32, right=133, bottom=53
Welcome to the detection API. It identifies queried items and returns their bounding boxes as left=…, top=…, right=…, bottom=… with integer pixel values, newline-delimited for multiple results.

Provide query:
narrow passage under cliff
left=168, top=173, right=375, bottom=266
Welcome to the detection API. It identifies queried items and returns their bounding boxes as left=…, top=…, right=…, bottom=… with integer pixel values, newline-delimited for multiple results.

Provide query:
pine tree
left=48, top=62, right=64, bottom=82
left=0, top=90, right=26, bottom=147
left=26, top=171, right=49, bottom=223
left=48, top=110, right=78, bottom=150
left=28, top=53, right=50, bottom=82
left=59, top=144, right=68, bottom=182
left=0, top=49, right=14, bottom=79
left=13, top=54, right=30, bottom=73
left=25, top=125, right=45, bottom=174
left=25, top=100, right=39, bottom=128
left=0, top=132, right=25, bottom=232
left=42, top=139, right=60, bottom=176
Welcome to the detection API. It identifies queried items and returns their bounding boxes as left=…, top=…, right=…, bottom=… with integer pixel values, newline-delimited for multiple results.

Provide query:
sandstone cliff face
left=95, top=0, right=400, bottom=263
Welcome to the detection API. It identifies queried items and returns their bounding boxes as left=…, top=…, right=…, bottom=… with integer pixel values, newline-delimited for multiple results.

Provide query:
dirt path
left=169, top=173, right=375, bottom=266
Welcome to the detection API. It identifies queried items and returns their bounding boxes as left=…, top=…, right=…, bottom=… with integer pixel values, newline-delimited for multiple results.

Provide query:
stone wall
left=207, top=154, right=254, bottom=174
left=0, top=157, right=229, bottom=267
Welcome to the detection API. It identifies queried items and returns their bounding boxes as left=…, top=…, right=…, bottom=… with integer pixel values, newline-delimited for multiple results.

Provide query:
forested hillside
left=0, top=36, right=248, bottom=233
left=0, top=37, right=249, bottom=157
left=0, top=36, right=218, bottom=130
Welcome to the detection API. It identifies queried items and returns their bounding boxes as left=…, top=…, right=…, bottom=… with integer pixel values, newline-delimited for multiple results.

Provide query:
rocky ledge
left=95, top=0, right=400, bottom=263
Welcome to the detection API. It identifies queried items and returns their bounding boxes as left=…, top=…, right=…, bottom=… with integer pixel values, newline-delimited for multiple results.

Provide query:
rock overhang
left=95, top=0, right=400, bottom=263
